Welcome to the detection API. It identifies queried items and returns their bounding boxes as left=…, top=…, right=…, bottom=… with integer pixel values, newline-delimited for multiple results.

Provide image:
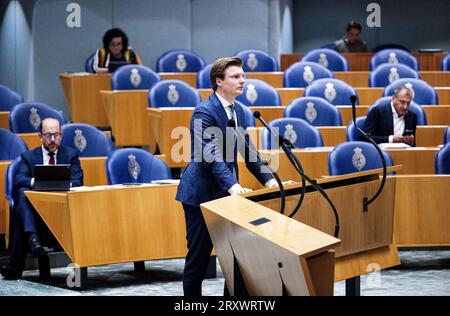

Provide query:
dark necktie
left=228, top=104, right=235, bottom=121
left=48, top=152, right=55, bottom=165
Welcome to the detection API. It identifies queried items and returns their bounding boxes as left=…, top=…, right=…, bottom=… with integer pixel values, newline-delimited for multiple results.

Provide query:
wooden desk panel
left=437, top=87, right=450, bottom=104
left=60, top=74, right=111, bottom=126
left=159, top=73, right=197, bottom=88
left=247, top=72, right=284, bottom=88
left=413, top=52, right=448, bottom=71
left=334, top=72, right=369, bottom=87
left=420, top=71, right=450, bottom=87
left=395, top=175, right=450, bottom=246
left=0, top=111, right=9, bottom=130
left=101, top=90, right=153, bottom=148
left=26, top=185, right=187, bottom=267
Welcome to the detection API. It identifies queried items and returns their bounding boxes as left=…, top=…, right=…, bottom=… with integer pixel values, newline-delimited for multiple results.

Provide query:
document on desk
left=379, top=143, right=411, bottom=149
left=150, top=179, right=180, bottom=185
left=304, top=146, right=334, bottom=151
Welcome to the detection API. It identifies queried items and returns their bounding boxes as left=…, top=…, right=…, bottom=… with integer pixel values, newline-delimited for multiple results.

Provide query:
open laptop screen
left=34, top=164, right=71, bottom=191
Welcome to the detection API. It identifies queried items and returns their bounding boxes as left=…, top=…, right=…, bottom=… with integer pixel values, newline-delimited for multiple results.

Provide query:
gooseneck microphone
left=254, top=111, right=340, bottom=238
left=227, top=119, right=286, bottom=215
left=350, top=95, right=387, bottom=212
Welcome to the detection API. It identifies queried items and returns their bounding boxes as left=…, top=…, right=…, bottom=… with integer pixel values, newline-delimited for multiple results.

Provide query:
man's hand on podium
left=228, top=183, right=253, bottom=195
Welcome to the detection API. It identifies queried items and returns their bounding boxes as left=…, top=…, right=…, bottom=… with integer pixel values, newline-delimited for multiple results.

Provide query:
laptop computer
left=34, top=164, right=71, bottom=191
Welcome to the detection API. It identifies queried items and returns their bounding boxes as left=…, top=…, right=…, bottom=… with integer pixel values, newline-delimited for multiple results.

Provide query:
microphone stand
left=227, top=119, right=287, bottom=215
left=350, top=95, right=387, bottom=212
left=254, top=112, right=340, bottom=238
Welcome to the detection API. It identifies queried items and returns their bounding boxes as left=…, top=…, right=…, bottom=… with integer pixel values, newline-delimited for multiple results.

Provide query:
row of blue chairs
left=86, top=48, right=450, bottom=74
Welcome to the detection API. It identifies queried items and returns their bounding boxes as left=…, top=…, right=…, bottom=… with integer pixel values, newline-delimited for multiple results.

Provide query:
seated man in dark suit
left=1, top=117, right=83, bottom=280
left=362, top=86, right=417, bottom=145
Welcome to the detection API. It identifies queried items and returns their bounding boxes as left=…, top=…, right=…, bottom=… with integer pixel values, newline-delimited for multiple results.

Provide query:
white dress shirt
left=388, top=102, right=406, bottom=143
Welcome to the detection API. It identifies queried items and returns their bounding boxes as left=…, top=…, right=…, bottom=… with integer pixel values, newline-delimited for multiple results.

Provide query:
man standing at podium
left=176, top=57, right=277, bottom=296
left=0, top=118, right=83, bottom=280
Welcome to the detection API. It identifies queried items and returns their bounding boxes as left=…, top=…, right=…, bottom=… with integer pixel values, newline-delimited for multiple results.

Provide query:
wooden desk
left=60, top=73, right=111, bottom=126
left=100, top=90, right=156, bottom=149
left=25, top=184, right=187, bottom=268
left=394, top=175, right=450, bottom=247
left=280, top=52, right=448, bottom=71
left=0, top=111, right=9, bottom=130
left=159, top=73, right=197, bottom=88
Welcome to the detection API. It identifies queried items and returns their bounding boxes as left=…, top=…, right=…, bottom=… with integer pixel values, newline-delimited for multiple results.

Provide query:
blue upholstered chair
left=284, top=97, right=342, bottom=126
left=284, top=62, right=333, bottom=88
left=370, top=48, right=419, bottom=71
left=111, top=65, right=160, bottom=90
left=304, top=78, right=358, bottom=106
left=156, top=50, right=206, bottom=73
left=85, top=52, right=95, bottom=73
left=441, top=54, right=450, bottom=71
left=9, top=102, right=65, bottom=133
left=444, top=126, right=450, bottom=144
left=301, top=48, right=349, bottom=71
left=369, top=63, right=419, bottom=87
left=0, top=128, right=28, bottom=160
left=328, top=141, right=394, bottom=175
left=383, top=78, right=438, bottom=105
left=0, top=85, right=24, bottom=111
left=105, top=148, right=171, bottom=184
left=235, top=49, right=279, bottom=72
left=148, top=80, right=201, bottom=107
left=346, top=116, right=366, bottom=141
left=61, top=123, right=114, bottom=157
left=5, top=157, right=22, bottom=216
left=435, top=143, right=450, bottom=174
left=369, top=97, right=427, bottom=125
left=235, top=79, right=281, bottom=106
left=261, top=118, right=323, bottom=149
left=197, top=64, right=213, bottom=88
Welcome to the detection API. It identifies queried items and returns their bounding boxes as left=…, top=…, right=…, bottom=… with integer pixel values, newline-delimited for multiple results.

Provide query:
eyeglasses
left=41, top=132, right=62, bottom=140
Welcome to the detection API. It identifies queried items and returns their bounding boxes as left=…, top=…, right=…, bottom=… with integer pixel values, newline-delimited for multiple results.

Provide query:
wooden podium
left=201, top=195, right=341, bottom=296
left=202, top=166, right=401, bottom=295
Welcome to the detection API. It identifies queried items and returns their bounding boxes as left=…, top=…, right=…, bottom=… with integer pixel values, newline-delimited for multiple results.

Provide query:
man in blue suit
left=363, top=86, right=417, bottom=145
left=176, top=57, right=277, bottom=296
left=0, top=117, right=83, bottom=280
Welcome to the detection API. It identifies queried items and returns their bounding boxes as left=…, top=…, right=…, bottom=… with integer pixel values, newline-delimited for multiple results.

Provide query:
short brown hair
left=346, top=21, right=362, bottom=33
left=210, top=56, right=243, bottom=91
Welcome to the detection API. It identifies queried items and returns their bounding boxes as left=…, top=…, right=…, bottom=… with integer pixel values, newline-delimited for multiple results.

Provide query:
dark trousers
left=9, top=188, right=42, bottom=272
left=182, top=203, right=213, bottom=297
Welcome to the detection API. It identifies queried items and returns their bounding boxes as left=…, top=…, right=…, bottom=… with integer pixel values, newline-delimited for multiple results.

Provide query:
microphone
left=254, top=111, right=340, bottom=237
left=227, top=119, right=286, bottom=215
left=349, top=95, right=387, bottom=212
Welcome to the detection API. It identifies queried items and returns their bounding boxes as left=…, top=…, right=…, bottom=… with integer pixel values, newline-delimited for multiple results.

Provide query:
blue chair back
left=148, top=80, right=201, bottom=108
left=235, top=49, right=279, bottom=72
left=156, top=50, right=206, bottom=73
left=284, top=62, right=333, bottom=88
left=383, top=78, right=438, bottom=105
left=197, top=64, right=213, bottom=88
left=301, top=48, right=349, bottom=71
left=328, top=141, right=394, bottom=175
left=435, top=143, right=450, bottom=174
left=369, top=63, right=419, bottom=87
left=0, top=128, right=28, bottom=160
left=304, top=78, right=358, bottom=106
left=369, top=97, right=427, bottom=125
left=9, top=102, right=65, bottom=133
left=370, top=49, right=419, bottom=71
left=261, top=118, right=323, bottom=149
left=346, top=116, right=366, bottom=141
left=106, top=148, right=171, bottom=184
left=0, top=85, right=24, bottom=111
left=5, top=157, right=22, bottom=211
left=444, top=126, right=450, bottom=144
left=85, top=52, right=95, bottom=73
left=235, top=79, right=281, bottom=106
left=61, top=123, right=114, bottom=157
left=111, top=65, right=160, bottom=90
left=441, top=54, right=450, bottom=71
left=284, top=97, right=342, bottom=126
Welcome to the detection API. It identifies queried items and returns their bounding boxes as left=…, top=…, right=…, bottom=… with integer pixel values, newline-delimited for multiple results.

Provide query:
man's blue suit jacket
left=14, top=146, right=84, bottom=194
left=362, top=102, right=418, bottom=144
left=176, top=93, right=272, bottom=207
